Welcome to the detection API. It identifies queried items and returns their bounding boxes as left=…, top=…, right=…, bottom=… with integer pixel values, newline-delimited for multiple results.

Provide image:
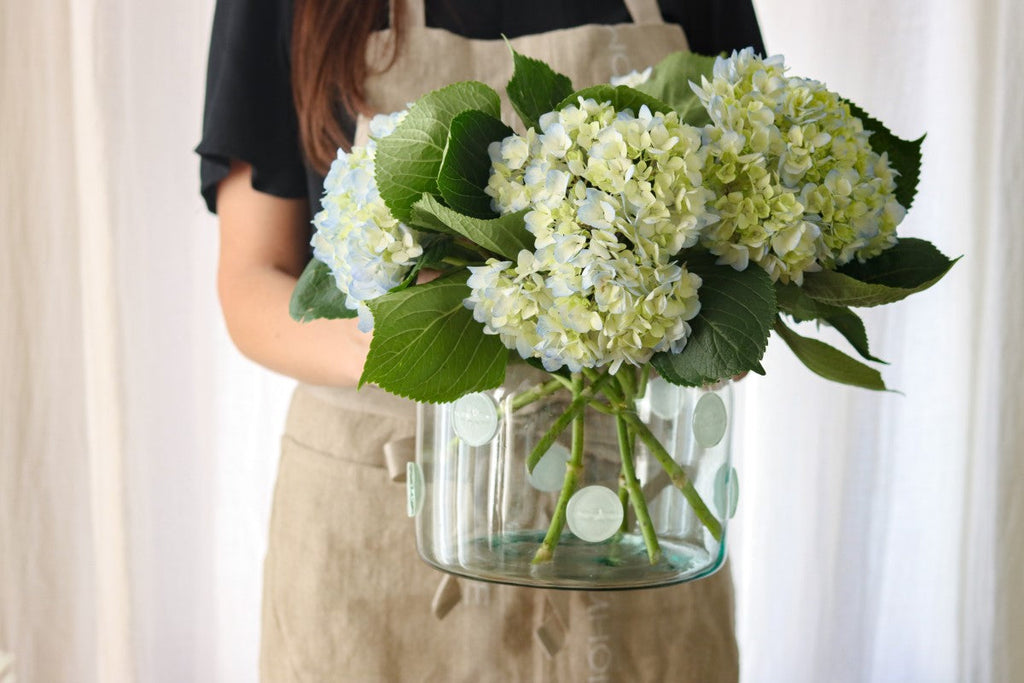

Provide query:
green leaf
left=651, top=254, right=777, bottom=386
left=289, top=259, right=357, bottom=322
left=557, top=85, right=674, bottom=118
left=361, top=272, right=508, bottom=403
left=375, top=81, right=501, bottom=224
left=438, top=110, right=513, bottom=218
left=775, top=283, right=885, bottom=363
left=523, top=356, right=571, bottom=379
left=773, top=318, right=887, bottom=391
left=411, top=194, right=532, bottom=261
left=846, top=100, right=924, bottom=209
left=506, top=45, right=574, bottom=131
left=801, top=238, right=958, bottom=308
left=635, top=50, right=717, bottom=126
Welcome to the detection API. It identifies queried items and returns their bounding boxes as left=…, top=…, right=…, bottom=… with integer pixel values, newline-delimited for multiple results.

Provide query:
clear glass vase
left=411, top=364, right=736, bottom=590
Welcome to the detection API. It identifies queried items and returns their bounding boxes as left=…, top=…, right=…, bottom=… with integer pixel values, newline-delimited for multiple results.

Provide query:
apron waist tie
left=384, top=436, right=416, bottom=482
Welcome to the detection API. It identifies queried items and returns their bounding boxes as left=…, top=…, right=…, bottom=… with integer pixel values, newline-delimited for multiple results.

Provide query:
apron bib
left=261, top=2, right=738, bottom=680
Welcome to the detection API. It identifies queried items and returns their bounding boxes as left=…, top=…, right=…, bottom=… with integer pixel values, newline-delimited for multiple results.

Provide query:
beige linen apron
left=261, top=1, right=739, bottom=680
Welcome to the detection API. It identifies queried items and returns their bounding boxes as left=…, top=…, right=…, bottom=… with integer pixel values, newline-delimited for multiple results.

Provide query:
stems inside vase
left=615, top=412, right=662, bottom=564
left=532, top=373, right=586, bottom=564
left=622, top=412, right=723, bottom=542
left=524, top=366, right=724, bottom=565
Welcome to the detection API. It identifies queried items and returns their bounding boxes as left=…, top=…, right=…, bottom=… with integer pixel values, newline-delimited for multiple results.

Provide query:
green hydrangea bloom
left=693, top=49, right=906, bottom=284
left=470, top=99, right=708, bottom=373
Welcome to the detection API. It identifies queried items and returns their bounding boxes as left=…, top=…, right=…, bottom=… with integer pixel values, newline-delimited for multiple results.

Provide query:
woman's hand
left=215, top=162, right=371, bottom=386
left=415, top=268, right=442, bottom=285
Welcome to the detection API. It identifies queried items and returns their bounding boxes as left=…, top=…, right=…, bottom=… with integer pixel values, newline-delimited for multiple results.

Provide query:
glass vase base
left=422, top=531, right=724, bottom=591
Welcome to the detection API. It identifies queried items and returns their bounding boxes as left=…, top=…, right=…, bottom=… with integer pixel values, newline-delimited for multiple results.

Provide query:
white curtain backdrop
left=1, top=2, right=293, bottom=681
left=1, top=1, right=1020, bottom=682
left=732, top=1, right=1024, bottom=681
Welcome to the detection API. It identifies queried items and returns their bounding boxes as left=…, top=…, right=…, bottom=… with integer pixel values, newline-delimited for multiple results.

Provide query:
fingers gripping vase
left=411, top=366, right=737, bottom=590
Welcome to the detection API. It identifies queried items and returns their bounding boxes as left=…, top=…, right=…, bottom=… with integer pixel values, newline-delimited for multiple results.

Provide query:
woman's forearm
left=217, top=261, right=370, bottom=386
left=215, top=161, right=369, bottom=387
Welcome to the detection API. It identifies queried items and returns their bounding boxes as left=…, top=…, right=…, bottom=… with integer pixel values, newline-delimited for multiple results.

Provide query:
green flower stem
left=510, top=378, right=565, bottom=412
left=621, top=411, right=723, bottom=542
left=525, top=372, right=615, bottom=472
left=585, top=400, right=617, bottom=416
left=440, top=256, right=472, bottom=267
left=526, top=397, right=585, bottom=474
left=637, top=365, right=651, bottom=403
left=617, top=366, right=637, bottom=398
left=584, top=369, right=722, bottom=541
left=615, top=413, right=662, bottom=564
left=533, top=374, right=586, bottom=564
left=583, top=367, right=624, bottom=403
left=617, top=472, right=629, bottom=534
left=548, top=373, right=575, bottom=391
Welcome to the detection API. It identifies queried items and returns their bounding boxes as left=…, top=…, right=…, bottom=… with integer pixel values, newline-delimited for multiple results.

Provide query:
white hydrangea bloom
left=311, top=110, right=423, bottom=331
left=692, top=48, right=906, bottom=284
left=471, top=99, right=707, bottom=373
left=610, top=66, right=653, bottom=88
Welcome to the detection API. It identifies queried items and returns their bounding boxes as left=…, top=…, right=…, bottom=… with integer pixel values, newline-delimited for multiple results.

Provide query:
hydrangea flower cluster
left=311, top=110, right=423, bottom=331
left=692, top=48, right=906, bottom=284
left=467, top=99, right=710, bottom=373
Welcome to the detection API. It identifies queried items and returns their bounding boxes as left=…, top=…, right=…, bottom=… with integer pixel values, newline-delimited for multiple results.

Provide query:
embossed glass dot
left=692, top=392, right=728, bottom=448
left=527, top=442, right=570, bottom=492
left=451, top=392, right=499, bottom=447
left=713, top=465, right=739, bottom=519
left=566, top=486, right=623, bottom=543
left=406, top=462, right=424, bottom=518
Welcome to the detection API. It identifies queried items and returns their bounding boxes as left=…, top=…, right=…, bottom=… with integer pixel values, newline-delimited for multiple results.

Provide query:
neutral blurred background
left=2, top=1, right=1021, bottom=681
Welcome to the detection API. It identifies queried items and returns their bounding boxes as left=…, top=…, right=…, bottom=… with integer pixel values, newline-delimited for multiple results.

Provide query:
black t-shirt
left=196, top=0, right=766, bottom=216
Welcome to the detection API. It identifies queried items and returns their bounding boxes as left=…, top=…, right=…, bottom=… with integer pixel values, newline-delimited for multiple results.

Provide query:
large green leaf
left=375, top=82, right=501, bottom=224
left=557, top=85, right=674, bottom=118
left=289, top=259, right=357, bottom=322
left=361, top=272, right=508, bottom=403
left=846, top=100, right=924, bottom=209
left=635, top=51, right=717, bottom=126
left=651, top=254, right=776, bottom=387
left=801, top=238, right=958, bottom=308
left=775, top=283, right=885, bottom=363
left=411, top=194, right=532, bottom=261
left=506, top=46, right=574, bottom=131
left=773, top=318, right=887, bottom=391
left=438, top=110, right=513, bottom=218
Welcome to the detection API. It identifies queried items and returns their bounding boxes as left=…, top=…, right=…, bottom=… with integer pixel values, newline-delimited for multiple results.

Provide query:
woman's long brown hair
left=291, top=0, right=404, bottom=173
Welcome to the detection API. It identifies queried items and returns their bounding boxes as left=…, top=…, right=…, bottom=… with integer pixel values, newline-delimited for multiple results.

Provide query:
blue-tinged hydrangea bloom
left=311, top=110, right=422, bottom=331
left=470, top=99, right=707, bottom=373
left=691, top=48, right=906, bottom=284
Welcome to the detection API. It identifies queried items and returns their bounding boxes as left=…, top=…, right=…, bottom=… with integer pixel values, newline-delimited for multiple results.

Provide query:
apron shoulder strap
left=622, top=0, right=668, bottom=25
left=392, top=0, right=426, bottom=30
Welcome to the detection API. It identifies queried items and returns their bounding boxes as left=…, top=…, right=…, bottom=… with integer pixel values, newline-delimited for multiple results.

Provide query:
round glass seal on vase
left=411, top=364, right=737, bottom=590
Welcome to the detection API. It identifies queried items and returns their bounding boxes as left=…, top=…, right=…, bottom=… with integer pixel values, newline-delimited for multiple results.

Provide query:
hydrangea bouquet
left=291, top=48, right=955, bottom=570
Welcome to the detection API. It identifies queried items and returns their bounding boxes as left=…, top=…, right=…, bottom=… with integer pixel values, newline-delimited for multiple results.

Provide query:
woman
left=197, top=1, right=765, bottom=680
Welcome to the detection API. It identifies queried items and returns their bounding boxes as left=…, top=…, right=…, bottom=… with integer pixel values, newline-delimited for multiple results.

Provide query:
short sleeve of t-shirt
left=195, top=0, right=308, bottom=213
